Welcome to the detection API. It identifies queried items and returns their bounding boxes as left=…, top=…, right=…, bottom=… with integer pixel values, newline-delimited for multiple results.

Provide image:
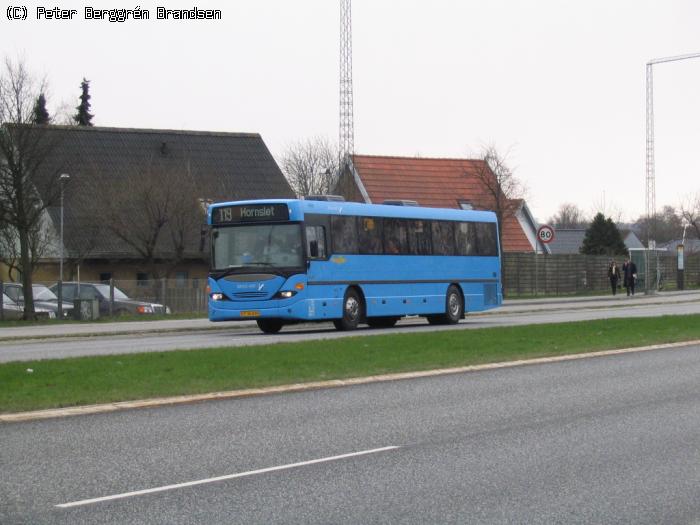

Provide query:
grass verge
left=1, top=314, right=699, bottom=414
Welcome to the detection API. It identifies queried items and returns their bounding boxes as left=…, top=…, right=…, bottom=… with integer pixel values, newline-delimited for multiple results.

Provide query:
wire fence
left=502, top=253, right=700, bottom=297
left=2, top=253, right=699, bottom=320
left=1, top=278, right=208, bottom=319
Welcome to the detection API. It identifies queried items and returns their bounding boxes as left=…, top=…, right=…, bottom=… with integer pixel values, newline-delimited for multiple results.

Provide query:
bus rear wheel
left=367, top=316, right=399, bottom=329
left=427, top=285, right=463, bottom=325
left=333, top=288, right=363, bottom=331
left=257, top=319, right=284, bottom=334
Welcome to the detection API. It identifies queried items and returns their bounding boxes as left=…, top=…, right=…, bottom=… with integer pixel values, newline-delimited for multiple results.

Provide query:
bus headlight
left=211, top=293, right=224, bottom=301
left=275, top=290, right=297, bottom=299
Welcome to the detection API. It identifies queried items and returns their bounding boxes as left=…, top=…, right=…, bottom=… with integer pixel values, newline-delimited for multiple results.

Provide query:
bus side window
left=431, top=221, right=455, bottom=255
left=408, top=219, right=432, bottom=255
left=331, top=216, right=358, bottom=254
left=476, top=222, right=498, bottom=256
left=383, top=218, right=408, bottom=254
left=455, top=222, right=477, bottom=255
left=306, top=225, right=326, bottom=259
left=358, top=216, right=383, bottom=254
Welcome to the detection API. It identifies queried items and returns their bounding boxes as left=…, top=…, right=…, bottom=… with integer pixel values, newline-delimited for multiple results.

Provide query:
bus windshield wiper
left=214, top=262, right=274, bottom=275
left=210, top=266, right=243, bottom=278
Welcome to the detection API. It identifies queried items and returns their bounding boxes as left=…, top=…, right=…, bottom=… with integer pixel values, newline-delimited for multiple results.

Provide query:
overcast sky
left=3, top=0, right=699, bottom=223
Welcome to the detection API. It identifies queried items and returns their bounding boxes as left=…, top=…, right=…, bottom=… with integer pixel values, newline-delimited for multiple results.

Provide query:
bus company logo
left=240, top=206, right=275, bottom=219
left=258, top=283, right=265, bottom=291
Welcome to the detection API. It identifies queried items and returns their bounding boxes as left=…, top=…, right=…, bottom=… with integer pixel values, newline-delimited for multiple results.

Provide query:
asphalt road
left=1, top=297, right=700, bottom=363
left=1, top=343, right=699, bottom=524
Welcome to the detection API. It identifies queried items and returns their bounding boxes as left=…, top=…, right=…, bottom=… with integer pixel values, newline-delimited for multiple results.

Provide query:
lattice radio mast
left=339, top=0, right=354, bottom=169
left=645, top=52, right=700, bottom=292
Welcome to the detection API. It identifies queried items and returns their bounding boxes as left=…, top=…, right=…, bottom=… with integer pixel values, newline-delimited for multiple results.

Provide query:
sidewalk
left=1, top=289, right=699, bottom=341
left=500, top=289, right=700, bottom=312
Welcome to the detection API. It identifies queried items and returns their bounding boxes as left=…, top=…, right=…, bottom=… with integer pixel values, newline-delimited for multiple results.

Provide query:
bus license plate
left=240, top=310, right=260, bottom=318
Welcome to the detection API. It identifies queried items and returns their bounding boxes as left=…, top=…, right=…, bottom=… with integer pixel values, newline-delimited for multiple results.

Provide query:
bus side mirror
left=309, top=241, right=319, bottom=258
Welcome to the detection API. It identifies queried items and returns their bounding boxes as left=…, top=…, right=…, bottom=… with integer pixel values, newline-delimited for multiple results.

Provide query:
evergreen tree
left=74, top=78, right=93, bottom=126
left=32, top=93, right=50, bottom=124
left=580, top=212, right=627, bottom=255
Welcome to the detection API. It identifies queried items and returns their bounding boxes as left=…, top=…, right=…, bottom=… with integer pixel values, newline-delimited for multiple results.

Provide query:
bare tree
left=472, top=145, right=527, bottom=251
left=90, top=156, right=204, bottom=279
left=680, top=193, right=700, bottom=239
left=63, top=221, right=102, bottom=281
left=548, top=203, right=588, bottom=229
left=164, top=160, right=206, bottom=277
left=52, top=99, right=77, bottom=126
left=633, top=205, right=685, bottom=244
left=0, top=58, right=60, bottom=319
left=590, top=193, right=625, bottom=225
left=279, top=137, right=338, bottom=197
left=0, top=217, right=52, bottom=282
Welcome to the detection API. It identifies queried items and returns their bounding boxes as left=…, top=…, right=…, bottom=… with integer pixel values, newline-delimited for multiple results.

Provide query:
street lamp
left=58, top=173, right=70, bottom=318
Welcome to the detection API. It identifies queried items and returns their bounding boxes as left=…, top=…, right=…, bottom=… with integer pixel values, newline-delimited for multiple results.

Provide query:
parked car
left=48, top=282, right=170, bottom=316
left=3, top=283, right=74, bottom=319
left=1, top=292, right=54, bottom=320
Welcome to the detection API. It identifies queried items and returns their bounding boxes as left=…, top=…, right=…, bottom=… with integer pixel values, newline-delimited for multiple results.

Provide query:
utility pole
left=339, top=0, right=354, bottom=172
left=644, top=52, right=700, bottom=294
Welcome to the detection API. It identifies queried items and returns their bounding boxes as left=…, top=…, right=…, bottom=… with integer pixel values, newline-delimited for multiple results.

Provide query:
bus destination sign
left=212, top=204, right=289, bottom=225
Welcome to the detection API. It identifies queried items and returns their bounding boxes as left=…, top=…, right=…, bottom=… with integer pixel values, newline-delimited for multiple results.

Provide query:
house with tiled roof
left=2, top=125, right=294, bottom=283
left=335, top=154, right=546, bottom=253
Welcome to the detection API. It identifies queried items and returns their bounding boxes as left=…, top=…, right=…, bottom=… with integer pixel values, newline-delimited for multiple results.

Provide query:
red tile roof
left=351, top=154, right=534, bottom=252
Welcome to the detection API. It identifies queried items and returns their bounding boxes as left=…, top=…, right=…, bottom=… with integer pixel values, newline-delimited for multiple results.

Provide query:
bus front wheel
left=257, top=319, right=284, bottom=334
left=333, top=288, right=363, bottom=331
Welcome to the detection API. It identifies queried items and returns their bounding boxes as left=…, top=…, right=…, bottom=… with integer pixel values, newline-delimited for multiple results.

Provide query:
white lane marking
left=56, top=445, right=400, bottom=508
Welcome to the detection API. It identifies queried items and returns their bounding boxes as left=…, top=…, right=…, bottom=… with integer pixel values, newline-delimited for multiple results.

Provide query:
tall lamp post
left=645, top=52, right=700, bottom=294
left=58, top=173, right=70, bottom=318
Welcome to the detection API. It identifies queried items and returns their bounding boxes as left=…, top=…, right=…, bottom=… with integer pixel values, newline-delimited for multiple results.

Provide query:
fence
left=81, top=254, right=700, bottom=310
left=3, top=253, right=699, bottom=319
left=1, top=279, right=209, bottom=317
left=114, top=279, right=208, bottom=314
left=502, top=253, right=700, bottom=297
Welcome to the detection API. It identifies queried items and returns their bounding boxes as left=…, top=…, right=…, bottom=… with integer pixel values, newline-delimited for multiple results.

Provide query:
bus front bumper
left=209, top=297, right=315, bottom=322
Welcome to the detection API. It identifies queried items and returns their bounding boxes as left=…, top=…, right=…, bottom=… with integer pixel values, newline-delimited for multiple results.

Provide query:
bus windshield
left=212, top=223, right=303, bottom=270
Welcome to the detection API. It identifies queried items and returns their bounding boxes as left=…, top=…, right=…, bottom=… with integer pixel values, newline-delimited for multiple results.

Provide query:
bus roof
left=208, top=199, right=498, bottom=224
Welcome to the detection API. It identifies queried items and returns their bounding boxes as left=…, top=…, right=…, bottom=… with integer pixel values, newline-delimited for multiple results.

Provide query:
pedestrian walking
left=622, top=257, right=638, bottom=296
left=608, top=260, right=621, bottom=296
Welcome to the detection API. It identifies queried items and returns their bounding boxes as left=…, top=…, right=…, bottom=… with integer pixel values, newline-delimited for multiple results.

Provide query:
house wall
left=335, top=164, right=367, bottom=203
left=0, top=262, right=11, bottom=282
left=28, top=260, right=209, bottom=285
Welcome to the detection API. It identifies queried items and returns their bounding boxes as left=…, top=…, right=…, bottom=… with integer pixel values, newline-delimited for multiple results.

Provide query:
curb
left=2, top=339, right=698, bottom=423
left=3, top=293, right=699, bottom=343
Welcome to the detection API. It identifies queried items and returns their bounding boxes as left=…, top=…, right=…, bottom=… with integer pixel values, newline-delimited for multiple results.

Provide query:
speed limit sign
left=537, top=225, right=555, bottom=244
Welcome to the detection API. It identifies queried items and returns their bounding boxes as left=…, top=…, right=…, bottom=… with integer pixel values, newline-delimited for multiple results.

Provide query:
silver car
left=3, top=284, right=74, bottom=319
left=1, top=292, right=54, bottom=320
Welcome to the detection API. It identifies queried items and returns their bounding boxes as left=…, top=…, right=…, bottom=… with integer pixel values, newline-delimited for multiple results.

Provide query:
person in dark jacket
left=622, top=257, right=638, bottom=296
left=608, top=260, right=621, bottom=295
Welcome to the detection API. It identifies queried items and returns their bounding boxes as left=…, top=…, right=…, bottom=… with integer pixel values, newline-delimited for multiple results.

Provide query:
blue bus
left=207, top=198, right=502, bottom=333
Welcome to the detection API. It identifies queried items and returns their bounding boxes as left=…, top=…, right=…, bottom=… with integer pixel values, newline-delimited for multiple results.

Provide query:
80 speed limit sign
left=537, top=225, right=555, bottom=244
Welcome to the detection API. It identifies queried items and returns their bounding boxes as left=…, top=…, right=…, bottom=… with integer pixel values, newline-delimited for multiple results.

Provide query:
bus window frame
left=303, top=214, right=332, bottom=261
left=209, top=221, right=306, bottom=276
